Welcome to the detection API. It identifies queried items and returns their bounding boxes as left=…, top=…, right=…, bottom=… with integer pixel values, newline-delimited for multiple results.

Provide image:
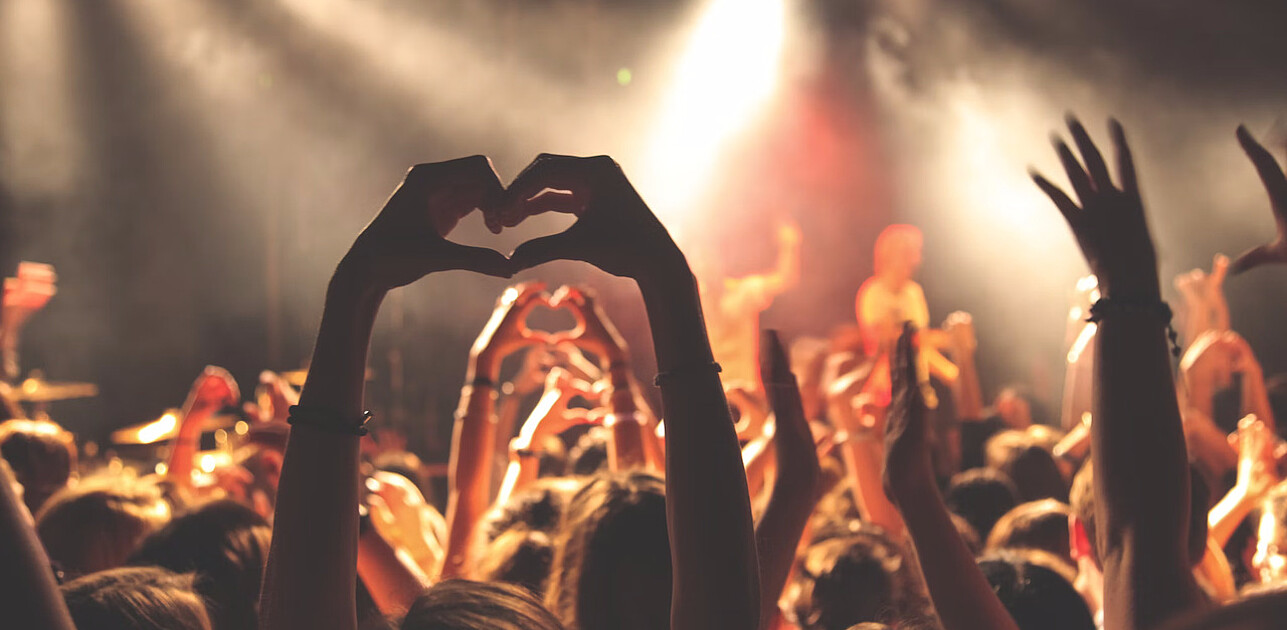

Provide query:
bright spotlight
left=640, top=0, right=786, bottom=232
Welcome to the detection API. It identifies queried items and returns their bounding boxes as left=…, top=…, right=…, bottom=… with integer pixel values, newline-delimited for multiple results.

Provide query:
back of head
left=62, top=566, right=211, bottom=630
left=784, top=526, right=930, bottom=629
left=944, top=468, right=1020, bottom=540
left=984, top=431, right=1068, bottom=503
left=0, top=418, right=77, bottom=515
left=987, top=499, right=1074, bottom=567
left=401, top=579, right=563, bottom=630
left=566, top=428, right=610, bottom=476
left=36, top=476, right=170, bottom=578
left=978, top=550, right=1095, bottom=630
left=484, top=477, right=579, bottom=542
left=478, top=529, right=555, bottom=597
left=129, top=499, right=270, bottom=630
left=546, top=471, right=670, bottom=630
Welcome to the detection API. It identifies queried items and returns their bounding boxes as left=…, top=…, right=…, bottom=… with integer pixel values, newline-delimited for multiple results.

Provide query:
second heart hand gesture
left=548, top=285, right=629, bottom=367
left=340, top=156, right=514, bottom=291
left=500, top=154, right=686, bottom=280
left=470, top=282, right=553, bottom=374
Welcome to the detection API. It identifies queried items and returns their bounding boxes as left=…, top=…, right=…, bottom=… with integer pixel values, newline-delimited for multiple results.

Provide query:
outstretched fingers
left=1067, top=116, right=1112, bottom=190
left=1110, top=119, right=1138, bottom=196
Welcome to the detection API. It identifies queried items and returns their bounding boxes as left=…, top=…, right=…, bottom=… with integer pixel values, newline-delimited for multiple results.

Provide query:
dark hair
left=0, top=418, right=77, bottom=515
left=978, top=550, right=1095, bottom=630
left=484, top=477, right=579, bottom=542
left=400, top=579, right=563, bottom=630
left=546, top=472, right=670, bottom=630
left=944, top=468, right=1020, bottom=540
left=129, top=500, right=270, bottom=630
left=478, top=529, right=555, bottom=597
left=784, top=526, right=932, bottom=629
left=986, top=499, right=1074, bottom=566
left=61, top=566, right=211, bottom=630
left=985, top=431, right=1068, bottom=503
left=36, top=477, right=170, bottom=578
left=373, top=450, right=431, bottom=502
left=565, top=428, right=610, bottom=476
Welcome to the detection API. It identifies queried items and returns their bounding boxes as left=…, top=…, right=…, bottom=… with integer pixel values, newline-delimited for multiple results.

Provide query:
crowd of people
left=2, top=117, right=1287, bottom=630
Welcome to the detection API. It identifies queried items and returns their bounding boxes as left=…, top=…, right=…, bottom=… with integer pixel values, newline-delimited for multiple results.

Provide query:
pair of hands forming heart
left=469, top=281, right=629, bottom=371
left=339, top=154, right=686, bottom=293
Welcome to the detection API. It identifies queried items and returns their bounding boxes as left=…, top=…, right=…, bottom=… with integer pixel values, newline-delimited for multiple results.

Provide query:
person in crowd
left=0, top=416, right=77, bottom=515
left=61, top=566, right=212, bottom=630
left=36, top=476, right=171, bottom=579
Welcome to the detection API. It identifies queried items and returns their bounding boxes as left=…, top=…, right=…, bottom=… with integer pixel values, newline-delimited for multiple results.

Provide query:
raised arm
left=754, top=330, right=821, bottom=630
left=0, top=460, right=74, bottom=630
left=1229, top=126, right=1287, bottom=274
left=167, top=367, right=240, bottom=498
left=259, top=157, right=512, bottom=630
left=1032, top=117, right=1204, bottom=630
left=494, top=367, right=596, bottom=508
left=1, top=263, right=56, bottom=383
left=441, top=282, right=548, bottom=579
left=884, top=324, right=1021, bottom=630
left=509, top=154, right=760, bottom=630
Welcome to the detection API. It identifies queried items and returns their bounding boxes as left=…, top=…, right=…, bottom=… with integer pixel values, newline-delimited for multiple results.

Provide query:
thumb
left=511, top=230, right=581, bottom=272
left=435, top=242, right=515, bottom=278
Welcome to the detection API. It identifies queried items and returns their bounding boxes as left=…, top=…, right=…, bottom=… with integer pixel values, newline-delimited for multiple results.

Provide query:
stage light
left=136, top=412, right=178, bottom=445
left=639, top=0, right=787, bottom=233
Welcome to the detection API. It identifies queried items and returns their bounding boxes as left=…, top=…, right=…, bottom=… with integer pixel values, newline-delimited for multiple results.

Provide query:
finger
left=511, top=230, right=583, bottom=271
left=1229, top=243, right=1281, bottom=275
left=1110, top=119, right=1138, bottom=195
left=504, top=154, right=595, bottom=222
left=507, top=190, right=583, bottom=227
left=434, top=241, right=515, bottom=278
left=1067, top=115, right=1112, bottom=191
left=1030, top=171, right=1081, bottom=225
left=758, top=330, right=794, bottom=387
left=1053, top=137, right=1094, bottom=204
left=894, top=322, right=918, bottom=400
left=1237, top=125, right=1287, bottom=213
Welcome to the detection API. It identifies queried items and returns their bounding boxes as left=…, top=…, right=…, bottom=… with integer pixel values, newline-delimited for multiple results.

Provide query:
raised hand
left=183, top=366, right=241, bottom=417
left=502, top=154, right=686, bottom=279
left=1032, top=117, right=1159, bottom=299
left=1230, top=126, right=1287, bottom=273
left=470, top=282, right=553, bottom=369
left=883, top=323, right=932, bottom=499
left=339, top=156, right=513, bottom=291
left=548, top=285, right=629, bottom=365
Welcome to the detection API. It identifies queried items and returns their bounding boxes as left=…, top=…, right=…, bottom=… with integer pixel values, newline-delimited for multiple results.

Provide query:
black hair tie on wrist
left=287, top=405, right=373, bottom=436
left=1086, top=297, right=1182, bottom=358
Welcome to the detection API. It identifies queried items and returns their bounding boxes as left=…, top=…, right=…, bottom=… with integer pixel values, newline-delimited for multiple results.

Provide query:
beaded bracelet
left=287, top=405, right=373, bottom=436
left=1086, top=297, right=1182, bottom=358
left=653, top=362, right=722, bottom=387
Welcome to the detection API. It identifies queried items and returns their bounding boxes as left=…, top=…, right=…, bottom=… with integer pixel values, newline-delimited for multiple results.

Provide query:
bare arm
left=0, top=461, right=74, bottom=630
left=884, top=325, right=1021, bottom=630
left=509, top=154, right=760, bottom=630
left=754, top=330, right=821, bottom=630
left=167, top=367, right=240, bottom=498
left=356, top=514, right=431, bottom=617
left=259, top=157, right=512, bottom=630
left=1033, top=117, right=1203, bottom=630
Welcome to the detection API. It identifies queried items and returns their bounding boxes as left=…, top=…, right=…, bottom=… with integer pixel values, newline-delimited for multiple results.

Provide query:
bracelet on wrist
left=287, top=405, right=373, bottom=436
left=654, top=361, right=722, bottom=387
left=1086, top=297, right=1181, bottom=358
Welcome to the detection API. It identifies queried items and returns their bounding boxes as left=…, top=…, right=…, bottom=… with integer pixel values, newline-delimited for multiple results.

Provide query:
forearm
left=842, top=437, right=906, bottom=540
left=893, top=477, right=1020, bottom=630
left=1208, top=486, right=1256, bottom=547
left=1095, top=316, right=1202, bottom=630
left=754, top=441, right=819, bottom=630
left=950, top=349, right=983, bottom=421
left=166, top=413, right=210, bottom=495
left=261, top=272, right=382, bottom=630
left=441, top=364, right=499, bottom=578
left=606, top=374, right=648, bottom=471
left=0, top=462, right=75, bottom=630
left=1241, top=370, right=1275, bottom=435
left=357, top=526, right=431, bottom=617
left=637, top=266, right=760, bottom=630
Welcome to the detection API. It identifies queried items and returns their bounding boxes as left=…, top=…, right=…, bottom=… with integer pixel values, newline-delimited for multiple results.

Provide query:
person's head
left=478, top=529, right=555, bottom=597
left=546, top=471, right=670, bottom=630
left=1252, top=482, right=1287, bottom=585
left=977, top=550, right=1095, bottom=630
left=565, top=427, right=610, bottom=476
left=986, top=499, right=1074, bottom=567
left=400, top=579, right=564, bottom=630
left=484, top=477, right=579, bottom=542
left=944, top=468, right=1020, bottom=540
left=872, top=225, right=923, bottom=284
left=1070, top=461, right=1207, bottom=570
left=784, top=526, right=931, bottom=628
left=128, top=499, right=271, bottom=630
left=985, top=431, right=1068, bottom=503
left=61, top=566, right=211, bottom=630
left=36, top=476, right=170, bottom=578
left=0, top=417, right=77, bottom=515
left=993, top=388, right=1034, bottom=430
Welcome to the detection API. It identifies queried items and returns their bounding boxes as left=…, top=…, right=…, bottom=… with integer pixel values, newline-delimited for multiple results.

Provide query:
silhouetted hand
left=339, top=156, right=513, bottom=291
left=501, top=154, right=685, bottom=279
left=1230, top=125, right=1287, bottom=273
left=1032, top=117, right=1159, bottom=299
left=883, top=323, right=932, bottom=501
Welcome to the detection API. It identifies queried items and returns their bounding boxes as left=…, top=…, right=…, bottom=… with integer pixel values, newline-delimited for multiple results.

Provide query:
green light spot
left=616, top=67, right=632, bottom=86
